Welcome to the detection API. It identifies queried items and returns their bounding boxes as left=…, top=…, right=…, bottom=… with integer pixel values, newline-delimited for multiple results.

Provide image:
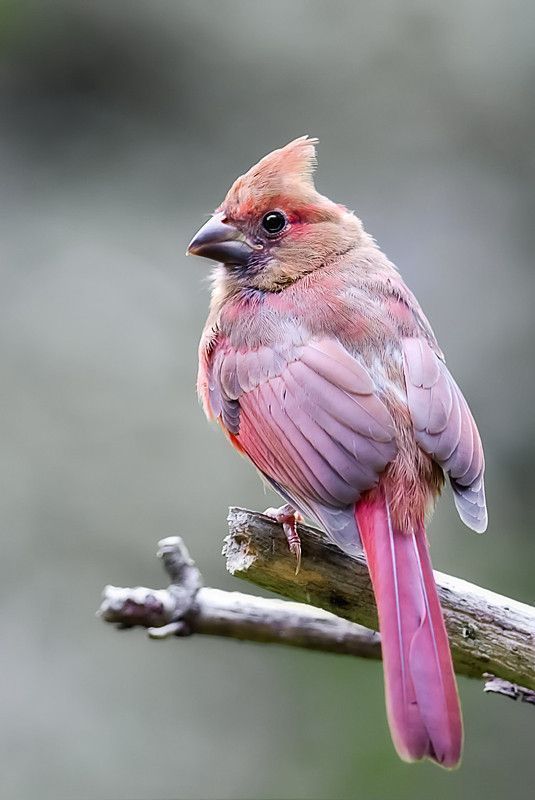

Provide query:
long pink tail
left=356, top=495, right=462, bottom=768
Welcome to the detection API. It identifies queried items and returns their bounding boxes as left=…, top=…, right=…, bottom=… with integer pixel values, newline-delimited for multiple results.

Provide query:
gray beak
left=187, top=213, right=255, bottom=265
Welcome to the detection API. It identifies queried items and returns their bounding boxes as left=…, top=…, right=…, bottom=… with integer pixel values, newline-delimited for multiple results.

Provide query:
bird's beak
left=187, top=212, right=255, bottom=265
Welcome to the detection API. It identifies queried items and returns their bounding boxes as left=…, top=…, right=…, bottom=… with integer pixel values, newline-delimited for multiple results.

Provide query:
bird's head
left=187, top=137, right=363, bottom=292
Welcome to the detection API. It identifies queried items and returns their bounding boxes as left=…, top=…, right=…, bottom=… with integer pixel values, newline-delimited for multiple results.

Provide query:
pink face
left=187, top=136, right=354, bottom=290
left=189, top=190, right=341, bottom=276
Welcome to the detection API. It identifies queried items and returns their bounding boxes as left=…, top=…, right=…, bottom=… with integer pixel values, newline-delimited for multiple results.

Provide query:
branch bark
left=225, top=508, right=535, bottom=691
left=99, top=536, right=381, bottom=659
left=97, top=508, right=535, bottom=703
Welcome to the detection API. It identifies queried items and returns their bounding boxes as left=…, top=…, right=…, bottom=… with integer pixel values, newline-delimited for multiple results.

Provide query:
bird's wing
left=402, top=337, right=487, bottom=532
left=208, top=335, right=397, bottom=550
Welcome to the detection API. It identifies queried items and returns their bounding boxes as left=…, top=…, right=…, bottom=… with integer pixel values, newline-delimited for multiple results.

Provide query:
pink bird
left=187, top=137, right=487, bottom=768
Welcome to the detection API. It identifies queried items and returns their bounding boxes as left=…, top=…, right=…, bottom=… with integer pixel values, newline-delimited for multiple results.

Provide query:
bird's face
left=187, top=137, right=363, bottom=293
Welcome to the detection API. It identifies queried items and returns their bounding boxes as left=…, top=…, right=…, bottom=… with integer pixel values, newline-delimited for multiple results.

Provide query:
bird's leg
left=263, top=503, right=303, bottom=574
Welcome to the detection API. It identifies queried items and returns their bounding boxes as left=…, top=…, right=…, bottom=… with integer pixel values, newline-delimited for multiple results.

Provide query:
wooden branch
left=99, top=537, right=381, bottom=660
left=97, top=509, right=535, bottom=704
left=224, top=508, right=535, bottom=692
left=483, top=674, right=535, bottom=705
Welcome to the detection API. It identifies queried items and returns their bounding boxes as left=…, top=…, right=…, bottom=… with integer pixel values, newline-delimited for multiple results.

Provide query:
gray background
left=1, top=1, right=534, bottom=798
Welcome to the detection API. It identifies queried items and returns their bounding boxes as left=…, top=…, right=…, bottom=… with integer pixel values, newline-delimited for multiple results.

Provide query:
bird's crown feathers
left=221, top=136, right=319, bottom=217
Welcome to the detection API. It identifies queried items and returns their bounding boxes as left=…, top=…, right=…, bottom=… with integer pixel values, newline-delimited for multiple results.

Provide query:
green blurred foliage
left=1, top=1, right=534, bottom=798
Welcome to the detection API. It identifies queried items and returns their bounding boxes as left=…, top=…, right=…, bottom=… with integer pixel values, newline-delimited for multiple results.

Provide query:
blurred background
left=1, top=1, right=534, bottom=798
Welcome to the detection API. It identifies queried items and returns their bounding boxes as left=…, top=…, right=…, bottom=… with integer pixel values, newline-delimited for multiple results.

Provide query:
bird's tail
left=356, top=494, right=462, bottom=768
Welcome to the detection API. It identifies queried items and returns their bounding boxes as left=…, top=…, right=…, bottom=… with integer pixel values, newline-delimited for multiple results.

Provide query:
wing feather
left=207, top=335, right=397, bottom=549
left=403, top=338, right=487, bottom=532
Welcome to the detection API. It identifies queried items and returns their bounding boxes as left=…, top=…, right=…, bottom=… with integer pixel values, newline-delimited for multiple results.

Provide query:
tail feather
left=356, top=495, right=462, bottom=768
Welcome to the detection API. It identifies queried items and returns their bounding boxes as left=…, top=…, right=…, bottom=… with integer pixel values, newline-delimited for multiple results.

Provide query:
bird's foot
left=263, top=503, right=303, bottom=575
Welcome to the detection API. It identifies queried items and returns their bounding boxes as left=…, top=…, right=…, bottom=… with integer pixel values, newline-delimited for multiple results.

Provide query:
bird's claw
left=264, top=504, right=303, bottom=575
left=286, top=530, right=302, bottom=575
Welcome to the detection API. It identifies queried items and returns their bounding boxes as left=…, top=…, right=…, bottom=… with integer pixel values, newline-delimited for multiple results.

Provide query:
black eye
left=261, top=210, right=287, bottom=235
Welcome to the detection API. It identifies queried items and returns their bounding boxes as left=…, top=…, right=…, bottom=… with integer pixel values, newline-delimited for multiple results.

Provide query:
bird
left=187, top=136, right=487, bottom=768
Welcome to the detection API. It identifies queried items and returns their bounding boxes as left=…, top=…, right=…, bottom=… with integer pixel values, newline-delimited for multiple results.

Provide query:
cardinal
left=187, top=137, right=486, bottom=768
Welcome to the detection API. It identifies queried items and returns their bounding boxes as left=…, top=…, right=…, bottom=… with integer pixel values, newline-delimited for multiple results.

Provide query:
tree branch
left=224, top=508, right=535, bottom=692
left=483, top=674, right=535, bottom=705
left=97, top=508, right=535, bottom=704
left=99, top=536, right=381, bottom=658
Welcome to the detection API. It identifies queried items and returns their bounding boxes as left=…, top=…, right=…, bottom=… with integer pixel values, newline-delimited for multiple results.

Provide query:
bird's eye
left=261, top=210, right=287, bottom=235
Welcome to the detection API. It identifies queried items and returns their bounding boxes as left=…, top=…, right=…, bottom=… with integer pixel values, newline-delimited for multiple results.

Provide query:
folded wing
left=403, top=337, right=487, bottom=532
left=208, top=336, right=397, bottom=551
